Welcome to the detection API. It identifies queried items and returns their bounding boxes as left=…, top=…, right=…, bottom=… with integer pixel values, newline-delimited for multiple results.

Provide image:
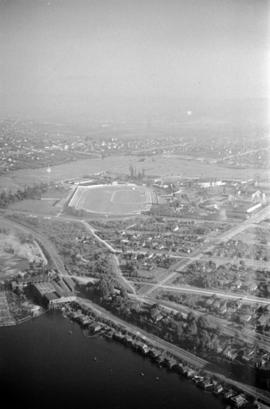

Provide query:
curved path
left=57, top=215, right=135, bottom=293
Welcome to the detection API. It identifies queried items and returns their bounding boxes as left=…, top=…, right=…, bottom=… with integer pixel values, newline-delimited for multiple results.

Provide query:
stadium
left=68, top=183, right=157, bottom=216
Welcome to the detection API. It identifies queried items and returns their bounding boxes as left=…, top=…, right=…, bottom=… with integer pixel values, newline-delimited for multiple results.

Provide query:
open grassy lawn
left=8, top=199, right=59, bottom=215
left=69, top=184, right=152, bottom=215
left=137, top=267, right=169, bottom=283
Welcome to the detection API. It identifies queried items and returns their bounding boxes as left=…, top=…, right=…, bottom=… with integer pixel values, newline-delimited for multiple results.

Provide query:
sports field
left=69, top=184, right=155, bottom=215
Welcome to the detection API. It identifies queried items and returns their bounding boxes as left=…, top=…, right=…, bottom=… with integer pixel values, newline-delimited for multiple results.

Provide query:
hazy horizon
left=1, top=0, right=269, bottom=123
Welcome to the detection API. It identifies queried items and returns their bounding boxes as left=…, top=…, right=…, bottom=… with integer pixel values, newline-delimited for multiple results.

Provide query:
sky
left=0, top=0, right=269, bottom=121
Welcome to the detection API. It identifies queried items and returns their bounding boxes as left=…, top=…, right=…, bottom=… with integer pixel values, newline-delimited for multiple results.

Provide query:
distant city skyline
left=0, top=0, right=269, bottom=120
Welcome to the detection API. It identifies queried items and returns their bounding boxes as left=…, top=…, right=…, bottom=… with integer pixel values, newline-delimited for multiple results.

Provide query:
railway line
left=0, top=216, right=68, bottom=276
left=76, top=297, right=270, bottom=406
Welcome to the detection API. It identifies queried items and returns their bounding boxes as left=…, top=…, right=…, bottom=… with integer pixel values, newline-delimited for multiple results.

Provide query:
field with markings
left=69, top=184, right=156, bottom=215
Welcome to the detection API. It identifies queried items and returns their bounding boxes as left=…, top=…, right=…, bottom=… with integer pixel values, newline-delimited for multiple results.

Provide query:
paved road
left=133, top=279, right=270, bottom=305
left=3, top=212, right=270, bottom=403
left=57, top=216, right=135, bottom=293
left=79, top=219, right=119, bottom=253
left=78, top=220, right=135, bottom=293
left=76, top=296, right=208, bottom=368
left=142, top=250, right=211, bottom=296
left=129, top=249, right=270, bottom=270
left=217, top=205, right=270, bottom=243
left=76, top=296, right=270, bottom=405
left=159, top=216, right=239, bottom=225
left=142, top=205, right=270, bottom=296
left=58, top=215, right=120, bottom=253
left=110, top=253, right=136, bottom=294
left=143, top=283, right=270, bottom=305
left=171, top=255, right=269, bottom=270
left=3, top=213, right=135, bottom=295
left=133, top=295, right=270, bottom=353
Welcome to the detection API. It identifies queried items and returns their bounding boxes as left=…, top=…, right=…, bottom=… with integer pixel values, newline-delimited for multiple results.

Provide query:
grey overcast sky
left=0, top=0, right=269, bottom=121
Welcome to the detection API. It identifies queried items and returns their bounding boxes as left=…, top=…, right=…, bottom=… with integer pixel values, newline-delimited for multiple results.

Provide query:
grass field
left=69, top=184, right=154, bottom=215
left=8, top=199, right=60, bottom=215
left=1, top=155, right=268, bottom=193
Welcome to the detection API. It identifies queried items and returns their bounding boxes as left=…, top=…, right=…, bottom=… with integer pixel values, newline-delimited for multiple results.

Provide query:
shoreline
left=1, top=155, right=268, bottom=194
left=65, top=299, right=270, bottom=408
left=1, top=298, right=269, bottom=407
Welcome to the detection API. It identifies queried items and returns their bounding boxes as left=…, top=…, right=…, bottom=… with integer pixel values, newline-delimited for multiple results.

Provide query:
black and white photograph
left=0, top=1, right=269, bottom=408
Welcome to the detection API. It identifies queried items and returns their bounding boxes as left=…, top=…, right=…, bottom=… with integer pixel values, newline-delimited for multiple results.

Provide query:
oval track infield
left=68, top=184, right=157, bottom=215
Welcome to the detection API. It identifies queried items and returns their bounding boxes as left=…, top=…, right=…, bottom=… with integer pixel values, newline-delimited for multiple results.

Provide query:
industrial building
left=30, top=277, right=76, bottom=309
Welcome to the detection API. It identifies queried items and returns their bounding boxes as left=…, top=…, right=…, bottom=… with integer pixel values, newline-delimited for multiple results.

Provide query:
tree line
left=0, top=182, right=49, bottom=208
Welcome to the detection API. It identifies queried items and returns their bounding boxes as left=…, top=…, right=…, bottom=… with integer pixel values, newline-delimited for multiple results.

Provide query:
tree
left=176, top=321, right=184, bottom=340
left=186, top=311, right=196, bottom=323
left=96, top=276, right=114, bottom=300
left=150, top=303, right=161, bottom=320
left=199, top=329, right=211, bottom=349
left=197, top=314, right=212, bottom=330
left=186, top=320, right=198, bottom=338
left=0, top=191, right=8, bottom=207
